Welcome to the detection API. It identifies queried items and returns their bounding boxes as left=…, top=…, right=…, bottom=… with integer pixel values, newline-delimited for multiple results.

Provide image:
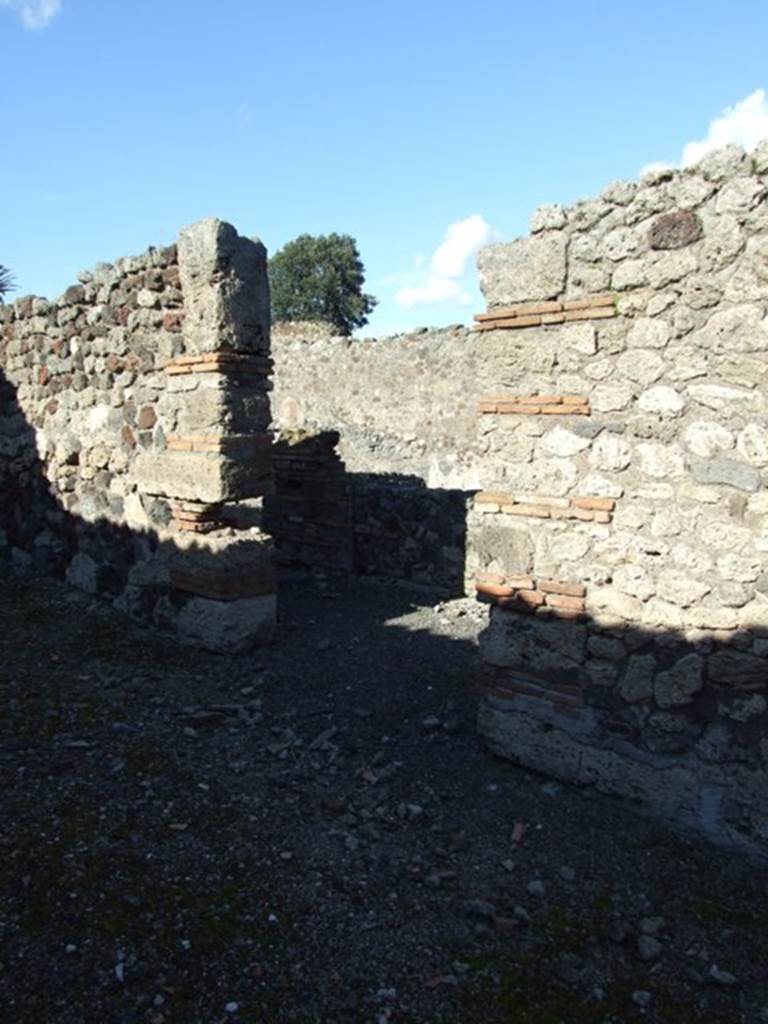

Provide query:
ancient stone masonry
left=272, top=140, right=768, bottom=853
left=4, top=142, right=768, bottom=851
left=472, top=141, right=768, bottom=855
left=0, top=219, right=276, bottom=651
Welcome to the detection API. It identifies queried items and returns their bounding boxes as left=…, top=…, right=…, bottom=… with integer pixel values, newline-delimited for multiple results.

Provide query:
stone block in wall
left=166, top=375, right=272, bottom=433
left=223, top=385, right=273, bottom=433
left=482, top=604, right=588, bottom=681
left=132, top=442, right=271, bottom=504
left=177, top=218, right=270, bottom=356
left=466, top=517, right=534, bottom=583
left=169, top=529, right=274, bottom=599
left=477, top=232, right=567, bottom=307
left=477, top=695, right=768, bottom=856
left=171, top=384, right=232, bottom=435
left=688, top=456, right=761, bottom=492
left=648, top=211, right=703, bottom=250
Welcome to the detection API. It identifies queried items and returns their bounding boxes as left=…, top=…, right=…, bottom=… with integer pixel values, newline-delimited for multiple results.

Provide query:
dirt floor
left=1, top=564, right=767, bottom=1024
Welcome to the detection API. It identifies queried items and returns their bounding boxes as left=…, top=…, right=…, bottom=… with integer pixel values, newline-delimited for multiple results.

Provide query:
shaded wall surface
left=272, top=142, right=768, bottom=853
left=263, top=430, right=468, bottom=593
left=0, top=219, right=276, bottom=651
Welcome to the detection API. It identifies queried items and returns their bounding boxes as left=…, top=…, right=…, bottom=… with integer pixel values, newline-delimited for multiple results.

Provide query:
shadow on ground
left=1, top=565, right=767, bottom=1024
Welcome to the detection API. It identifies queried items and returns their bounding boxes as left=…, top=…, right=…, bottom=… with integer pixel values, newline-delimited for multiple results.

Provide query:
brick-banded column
left=133, top=219, right=276, bottom=651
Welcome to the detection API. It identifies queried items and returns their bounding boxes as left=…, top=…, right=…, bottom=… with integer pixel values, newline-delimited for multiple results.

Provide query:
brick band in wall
left=474, top=665, right=585, bottom=713
left=474, top=491, right=615, bottom=523
left=164, top=353, right=273, bottom=377
left=475, top=571, right=587, bottom=619
left=473, top=294, right=616, bottom=331
left=479, top=394, right=590, bottom=415
left=168, top=499, right=224, bottom=533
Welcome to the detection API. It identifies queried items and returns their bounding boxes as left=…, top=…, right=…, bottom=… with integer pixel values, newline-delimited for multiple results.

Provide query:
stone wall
left=3, top=143, right=768, bottom=849
left=272, top=321, right=480, bottom=485
left=470, top=142, right=768, bottom=853
left=270, top=323, right=478, bottom=591
left=271, top=141, right=768, bottom=852
left=0, top=219, right=276, bottom=651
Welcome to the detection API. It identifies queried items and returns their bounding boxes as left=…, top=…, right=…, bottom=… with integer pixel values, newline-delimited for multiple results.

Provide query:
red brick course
left=474, top=571, right=588, bottom=619
left=479, top=394, right=590, bottom=416
left=474, top=491, right=616, bottom=523
left=474, top=294, right=616, bottom=331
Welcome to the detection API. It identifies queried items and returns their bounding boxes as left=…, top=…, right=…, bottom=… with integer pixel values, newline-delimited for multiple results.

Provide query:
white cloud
left=395, top=214, right=498, bottom=309
left=431, top=214, right=496, bottom=278
left=642, top=89, right=768, bottom=173
left=0, top=0, right=61, bottom=29
left=396, top=276, right=470, bottom=308
left=682, top=89, right=768, bottom=166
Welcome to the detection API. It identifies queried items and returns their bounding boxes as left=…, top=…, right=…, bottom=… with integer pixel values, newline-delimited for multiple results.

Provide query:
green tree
left=0, top=265, right=14, bottom=302
left=269, top=233, right=377, bottom=335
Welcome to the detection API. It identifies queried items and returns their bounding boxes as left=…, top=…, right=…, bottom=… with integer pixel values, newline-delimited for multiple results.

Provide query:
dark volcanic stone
left=63, top=284, right=86, bottom=305
left=648, top=211, right=702, bottom=250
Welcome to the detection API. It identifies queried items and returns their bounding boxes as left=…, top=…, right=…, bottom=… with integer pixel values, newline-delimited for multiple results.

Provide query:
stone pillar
left=133, top=219, right=276, bottom=651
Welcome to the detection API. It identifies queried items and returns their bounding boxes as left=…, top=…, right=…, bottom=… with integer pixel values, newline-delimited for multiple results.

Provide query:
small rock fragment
left=709, top=964, right=737, bottom=986
left=512, top=821, right=528, bottom=845
left=637, top=935, right=663, bottom=961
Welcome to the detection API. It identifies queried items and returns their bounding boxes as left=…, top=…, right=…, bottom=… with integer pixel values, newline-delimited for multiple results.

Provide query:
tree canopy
left=0, top=265, right=14, bottom=302
left=269, top=233, right=377, bottom=336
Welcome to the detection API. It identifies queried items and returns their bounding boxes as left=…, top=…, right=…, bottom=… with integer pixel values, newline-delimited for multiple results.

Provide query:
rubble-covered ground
left=1, top=565, right=767, bottom=1024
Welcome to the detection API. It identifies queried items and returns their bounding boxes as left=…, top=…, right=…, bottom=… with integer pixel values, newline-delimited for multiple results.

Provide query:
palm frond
left=0, top=265, right=15, bottom=302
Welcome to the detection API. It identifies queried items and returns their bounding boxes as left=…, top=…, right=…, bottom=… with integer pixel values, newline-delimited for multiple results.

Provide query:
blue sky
left=2, top=1, right=768, bottom=335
